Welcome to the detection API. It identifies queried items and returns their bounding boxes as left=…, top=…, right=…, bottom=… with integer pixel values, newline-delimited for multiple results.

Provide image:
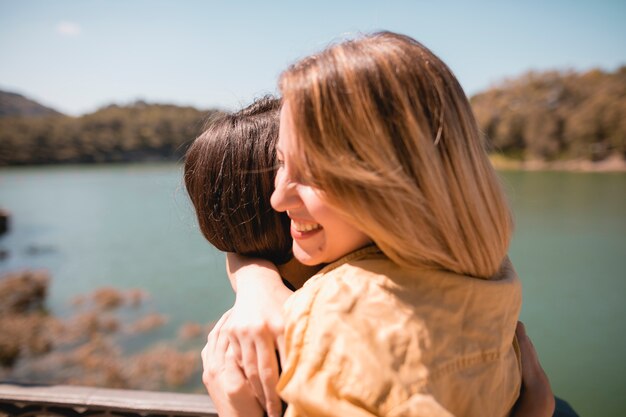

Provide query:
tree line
left=0, top=101, right=215, bottom=165
left=471, top=66, right=625, bottom=161
left=1, top=66, right=625, bottom=166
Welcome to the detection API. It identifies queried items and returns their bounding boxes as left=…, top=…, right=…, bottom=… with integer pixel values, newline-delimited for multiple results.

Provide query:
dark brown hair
left=184, top=96, right=292, bottom=264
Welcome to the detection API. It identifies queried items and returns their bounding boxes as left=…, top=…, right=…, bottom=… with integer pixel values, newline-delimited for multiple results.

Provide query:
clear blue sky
left=1, top=0, right=624, bottom=116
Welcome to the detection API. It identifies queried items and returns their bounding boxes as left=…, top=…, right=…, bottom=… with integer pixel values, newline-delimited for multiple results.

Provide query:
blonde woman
left=201, top=32, right=560, bottom=416
left=268, top=32, right=519, bottom=417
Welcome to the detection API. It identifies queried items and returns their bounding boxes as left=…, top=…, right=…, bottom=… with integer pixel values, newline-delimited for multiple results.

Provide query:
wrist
left=234, top=265, right=283, bottom=291
left=226, top=253, right=282, bottom=293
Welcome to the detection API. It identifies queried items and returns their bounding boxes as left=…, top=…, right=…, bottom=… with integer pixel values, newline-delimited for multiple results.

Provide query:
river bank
left=489, top=153, right=626, bottom=172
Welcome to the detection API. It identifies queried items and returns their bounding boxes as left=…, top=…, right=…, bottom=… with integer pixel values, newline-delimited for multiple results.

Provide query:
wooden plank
left=0, top=383, right=217, bottom=416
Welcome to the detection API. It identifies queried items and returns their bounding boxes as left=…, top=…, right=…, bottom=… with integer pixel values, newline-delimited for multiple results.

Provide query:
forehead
left=278, top=102, right=295, bottom=152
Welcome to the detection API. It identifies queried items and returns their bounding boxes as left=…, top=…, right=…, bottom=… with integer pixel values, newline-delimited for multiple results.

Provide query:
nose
left=271, top=167, right=300, bottom=213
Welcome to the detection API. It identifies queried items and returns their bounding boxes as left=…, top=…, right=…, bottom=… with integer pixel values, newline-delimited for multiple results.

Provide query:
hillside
left=471, top=67, right=625, bottom=164
left=0, top=100, right=217, bottom=165
left=0, top=90, right=63, bottom=118
left=1, top=67, right=625, bottom=167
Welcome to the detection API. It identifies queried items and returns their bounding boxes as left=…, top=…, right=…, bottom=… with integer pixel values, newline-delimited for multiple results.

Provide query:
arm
left=222, top=253, right=293, bottom=417
left=226, top=252, right=288, bottom=293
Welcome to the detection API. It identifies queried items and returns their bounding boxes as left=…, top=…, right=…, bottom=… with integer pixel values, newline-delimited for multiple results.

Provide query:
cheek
left=309, top=201, right=366, bottom=245
left=300, top=187, right=326, bottom=213
left=337, top=225, right=370, bottom=250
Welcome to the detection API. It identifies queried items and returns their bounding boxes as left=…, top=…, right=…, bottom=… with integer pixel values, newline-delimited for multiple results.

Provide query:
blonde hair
left=279, top=31, right=512, bottom=278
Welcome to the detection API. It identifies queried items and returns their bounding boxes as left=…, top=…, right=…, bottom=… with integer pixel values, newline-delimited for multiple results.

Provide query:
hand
left=511, top=322, right=555, bottom=417
left=224, top=253, right=293, bottom=417
left=201, top=310, right=264, bottom=417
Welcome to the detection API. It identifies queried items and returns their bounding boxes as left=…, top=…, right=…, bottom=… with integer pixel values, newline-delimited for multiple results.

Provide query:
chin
left=294, top=254, right=322, bottom=266
left=293, top=247, right=323, bottom=266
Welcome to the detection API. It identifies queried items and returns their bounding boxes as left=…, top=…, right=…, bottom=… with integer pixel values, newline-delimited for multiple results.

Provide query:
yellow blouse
left=277, top=246, right=522, bottom=417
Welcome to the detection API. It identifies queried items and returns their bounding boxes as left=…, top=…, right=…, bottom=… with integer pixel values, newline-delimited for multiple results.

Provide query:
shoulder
left=280, top=251, right=522, bottom=416
left=298, top=250, right=413, bottom=323
left=280, top=258, right=434, bottom=416
left=285, top=246, right=402, bottom=317
left=306, top=259, right=430, bottom=386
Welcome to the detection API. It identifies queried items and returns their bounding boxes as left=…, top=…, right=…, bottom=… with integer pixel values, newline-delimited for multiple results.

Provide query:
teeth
left=293, top=221, right=321, bottom=232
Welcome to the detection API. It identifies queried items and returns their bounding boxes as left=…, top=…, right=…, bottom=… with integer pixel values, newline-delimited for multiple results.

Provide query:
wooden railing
left=0, top=383, right=218, bottom=417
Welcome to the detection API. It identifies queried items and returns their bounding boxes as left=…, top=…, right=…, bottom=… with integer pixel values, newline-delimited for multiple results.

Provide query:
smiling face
left=270, top=103, right=371, bottom=266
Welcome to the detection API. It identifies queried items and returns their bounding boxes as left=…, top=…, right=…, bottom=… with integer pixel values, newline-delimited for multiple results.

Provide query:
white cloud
left=56, top=21, right=81, bottom=36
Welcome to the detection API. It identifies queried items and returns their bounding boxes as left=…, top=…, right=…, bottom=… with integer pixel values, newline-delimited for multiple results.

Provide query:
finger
left=516, top=322, right=541, bottom=379
left=211, top=309, right=232, bottom=338
left=256, top=335, right=282, bottom=417
left=513, top=322, right=555, bottom=416
left=241, top=340, right=266, bottom=408
left=276, top=333, right=286, bottom=366
left=206, top=309, right=232, bottom=359
left=516, top=321, right=538, bottom=353
left=205, top=333, right=230, bottom=380
left=203, top=310, right=232, bottom=389
left=516, top=322, right=552, bottom=396
left=225, top=345, right=247, bottom=379
left=228, top=336, right=244, bottom=367
left=225, top=346, right=266, bottom=411
left=214, top=326, right=230, bottom=361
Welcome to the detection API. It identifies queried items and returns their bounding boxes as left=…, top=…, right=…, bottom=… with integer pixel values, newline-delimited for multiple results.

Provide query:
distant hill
left=0, top=100, right=217, bottom=165
left=0, top=90, right=64, bottom=117
left=2, top=69, right=624, bottom=168
left=471, top=67, right=626, bottom=163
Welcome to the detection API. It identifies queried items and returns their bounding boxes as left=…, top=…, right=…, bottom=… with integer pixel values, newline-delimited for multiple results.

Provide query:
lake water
left=0, top=164, right=624, bottom=416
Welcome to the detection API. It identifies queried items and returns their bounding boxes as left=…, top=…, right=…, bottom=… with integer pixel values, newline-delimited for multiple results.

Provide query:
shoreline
left=1, top=157, right=625, bottom=172
left=489, top=154, right=626, bottom=173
